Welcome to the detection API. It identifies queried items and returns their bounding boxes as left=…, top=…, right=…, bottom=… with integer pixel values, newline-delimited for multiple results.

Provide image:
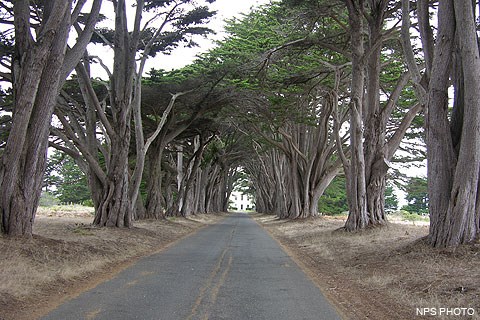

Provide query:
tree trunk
left=199, top=168, right=209, bottom=213
left=180, top=135, right=206, bottom=217
left=93, top=135, right=132, bottom=227
left=425, top=0, right=457, bottom=246
left=0, top=1, right=73, bottom=236
left=204, top=163, right=230, bottom=213
left=272, top=151, right=289, bottom=218
left=145, top=140, right=166, bottom=219
left=364, top=12, right=389, bottom=226
left=91, top=0, right=138, bottom=227
left=366, top=171, right=387, bottom=224
left=76, top=59, right=105, bottom=214
left=428, top=0, right=480, bottom=247
left=344, top=97, right=368, bottom=231
left=344, top=1, right=368, bottom=231
left=343, top=0, right=411, bottom=231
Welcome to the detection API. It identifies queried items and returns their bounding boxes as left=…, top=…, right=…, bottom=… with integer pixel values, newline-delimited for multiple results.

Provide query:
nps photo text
left=416, top=307, right=476, bottom=317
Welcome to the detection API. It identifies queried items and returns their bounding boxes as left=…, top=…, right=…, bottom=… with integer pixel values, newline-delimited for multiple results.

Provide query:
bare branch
left=278, top=127, right=308, bottom=162
left=76, top=62, right=115, bottom=139
left=144, top=91, right=192, bottom=155
left=62, top=0, right=103, bottom=81
left=380, top=70, right=411, bottom=123
left=401, top=0, right=427, bottom=103
left=386, top=103, right=423, bottom=160
left=54, top=110, right=107, bottom=185
left=333, top=97, right=349, bottom=169
left=94, top=28, right=114, bottom=49
left=90, top=56, right=113, bottom=79
left=71, top=0, right=87, bottom=26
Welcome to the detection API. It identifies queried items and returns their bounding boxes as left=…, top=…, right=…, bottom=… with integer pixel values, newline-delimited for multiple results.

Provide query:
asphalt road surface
left=42, top=213, right=341, bottom=320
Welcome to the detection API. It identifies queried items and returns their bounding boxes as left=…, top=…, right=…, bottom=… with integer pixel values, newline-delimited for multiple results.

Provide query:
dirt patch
left=253, top=214, right=480, bottom=320
left=0, top=212, right=226, bottom=320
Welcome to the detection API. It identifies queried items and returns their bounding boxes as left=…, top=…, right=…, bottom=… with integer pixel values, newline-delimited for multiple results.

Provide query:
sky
left=155, top=0, right=273, bottom=70
left=89, top=0, right=273, bottom=77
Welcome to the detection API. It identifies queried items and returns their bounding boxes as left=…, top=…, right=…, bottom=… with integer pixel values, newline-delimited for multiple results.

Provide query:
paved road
left=42, top=213, right=341, bottom=320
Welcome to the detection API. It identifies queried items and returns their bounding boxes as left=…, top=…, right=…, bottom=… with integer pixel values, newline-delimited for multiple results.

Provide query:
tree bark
left=93, top=134, right=132, bottom=227
left=364, top=9, right=390, bottom=226
left=343, top=0, right=418, bottom=231
left=90, top=0, right=138, bottom=227
left=428, top=0, right=480, bottom=247
left=425, top=0, right=457, bottom=246
left=344, top=0, right=368, bottom=231
left=0, top=1, right=81, bottom=236
left=145, top=139, right=167, bottom=219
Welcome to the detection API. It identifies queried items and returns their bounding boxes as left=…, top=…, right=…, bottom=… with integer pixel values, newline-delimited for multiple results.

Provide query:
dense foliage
left=318, top=176, right=348, bottom=215
left=44, top=151, right=91, bottom=205
left=401, top=177, right=428, bottom=215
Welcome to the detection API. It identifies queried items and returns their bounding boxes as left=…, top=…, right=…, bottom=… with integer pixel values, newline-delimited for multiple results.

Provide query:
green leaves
left=91, top=0, right=216, bottom=58
left=44, top=151, right=92, bottom=205
left=401, top=177, right=428, bottom=215
left=318, top=175, right=348, bottom=215
left=173, top=6, right=216, bottom=27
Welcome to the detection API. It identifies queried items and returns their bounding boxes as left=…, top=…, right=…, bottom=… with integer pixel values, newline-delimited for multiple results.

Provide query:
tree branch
left=144, top=91, right=191, bottom=155
left=61, top=0, right=103, bottom=81
left=380, top=70, right=411, bottom=124
left=76, top=62, right=116, bottom=139
left=54, top=110, right=107, bottom=185
left=401, top=0, right=427, bottom=103
left=71, top=0, right=87, bottom=26
left=386, top=103, right=423, bottom=160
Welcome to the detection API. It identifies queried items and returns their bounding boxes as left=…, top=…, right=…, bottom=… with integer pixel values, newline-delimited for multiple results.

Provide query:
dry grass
left=0, top=210, right=226, bottom=320
left=36, top=204, right=95, bottom=218
left=254, top=214, right=480, bottom=320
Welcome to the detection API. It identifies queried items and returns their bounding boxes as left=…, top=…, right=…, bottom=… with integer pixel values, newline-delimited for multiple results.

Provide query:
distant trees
left=248, top=0, right=421, bottom=225
left=318, top=176, right=349, bottom=215
left=401, top=177, right=428, bottom=215
left=187, top=0, right=422, bottom=222
left=44, top=151, right=91, bottom=205
left=208, top=3, right=349, bottom=218
left=384, top=184, right=399, bottom=213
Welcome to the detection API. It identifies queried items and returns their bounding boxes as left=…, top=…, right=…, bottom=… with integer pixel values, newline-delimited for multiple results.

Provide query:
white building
left=229, top=191, right=255, bottom=212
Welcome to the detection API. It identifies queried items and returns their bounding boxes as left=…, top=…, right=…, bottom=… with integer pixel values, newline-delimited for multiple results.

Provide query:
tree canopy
left=1, top=0, right=479, bottom=248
